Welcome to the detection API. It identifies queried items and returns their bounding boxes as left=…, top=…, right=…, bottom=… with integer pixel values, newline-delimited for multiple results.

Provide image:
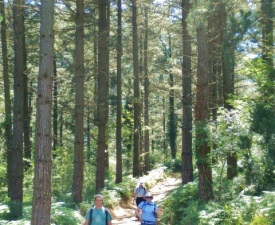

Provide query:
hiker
left=133, top=181, right=147, bottom=206
left=83, top=194, right=113, bottom=225
left=135, top=192, right=158, bottom=225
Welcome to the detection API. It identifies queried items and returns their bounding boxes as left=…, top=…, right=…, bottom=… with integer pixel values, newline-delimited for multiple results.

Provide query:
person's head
left=145, top=192, right=153, bottom=201
left=94, top=194, right=104, bottom=208
left=139, top=181, right=144, bottom=187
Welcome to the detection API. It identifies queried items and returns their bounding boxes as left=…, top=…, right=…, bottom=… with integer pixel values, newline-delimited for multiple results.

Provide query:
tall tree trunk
left=143, top=6, right=150, bottom=173
left=59, top=109, right=63, bottom=147
left=96, top=0, right=109, bottom=192
left=217, top=4, right=226, bottom=106
left=139, top=33, right=143, bottom=174
left=195, top=24, right=213, bottom=201
left=53, top=56, right=58, bottom=151
left=31, top=0, right=54, bottom=223
left=105, top=3, right=110, bottom=172
left=86, top=107, right=92, bottom=161
left=72, top=0, right=84, bottom=204
left=181, top=0, right=193, bottom=184
left=132, top=0, right=140, bottom=177
left=162, top=96, right=167, bottom=154
left=261, top=0, right=273, bottom=66
left=167, top=36, right=177, bottom=159
left=0, top=0, right=13, bottom=197
left=23, top=10, right=31, bottom=170
left=116, top=0, right=123, bottom=184
left=10, top=0, right=25, bottom=217
left=222, top=18, right=237, bottom=180
left=260, top=0, right=274, bottom=180
left=207, top=2, right=216, bottom=121
left=223, top=45, right=237, bottom=179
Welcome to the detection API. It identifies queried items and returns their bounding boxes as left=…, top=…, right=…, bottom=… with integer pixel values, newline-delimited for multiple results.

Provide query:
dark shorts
left=136, top=197, right=144, bottom=206
left=141, top=221, right=156, bottom=225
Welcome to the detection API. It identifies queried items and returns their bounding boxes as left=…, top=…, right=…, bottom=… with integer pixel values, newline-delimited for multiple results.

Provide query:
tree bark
left=168, top=36, right=177, bottom=159
left=0, top=0, right=13, bottom=198
left=53, top=56, right=58, bottom=151
left=0, top=2, right=12, bottom=197
left=132, top=0, right=140, bottom=177
left=261, top=0, right=274, bottom=66
left=31, top=0, right=54, bottom=223
left=10, top=0, right=25, bottom=217
left=72, top=0, right=85, bottom=203
left=23, top=9, right=31, bottom=170
left=222, top=26, right=237, bottom=180
left=181, top=0, right=193, bottom=184
left=96, top=0, right=109, bottom=192
left=195, top=24, right=213, bottom=201
left=116, top=0, right=123, bottom=183
left=144, top=6, right=150, bottom=173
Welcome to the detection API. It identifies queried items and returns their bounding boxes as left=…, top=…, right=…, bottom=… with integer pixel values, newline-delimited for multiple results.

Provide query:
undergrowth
left=160, top=180, right=275, bottom=225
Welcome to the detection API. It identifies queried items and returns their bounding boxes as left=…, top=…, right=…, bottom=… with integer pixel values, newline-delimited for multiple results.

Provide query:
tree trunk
left=116, top=0, right=123, bottom=184
left=195, top=24, right=213, bottom=201
left=10, top=0, right=25, bottom=217
left=31, top=0, right=54, bottom=223
left=223, top=34, right=237, bottom=180
left=132, top=0, right=140, bottom=177
left=219, top=4, right=238, bottom=180
left=217, top=3, right=226, bottom=106
left=72, top=0, right=84, bottom=203
left=144, top=6, right=150, bottom=173
left=23, top=11, right=31, bottom=170
left=168, top=36, right=177, bottom=159
left=53, top=56, right=58, bottom=151
left=0, top=0, right=13, bottom=197
left=96, top=0, right=109, bottom=192
left=181, top=0, right=193, bottom=184
left=261, top=0, right=273, bottom=66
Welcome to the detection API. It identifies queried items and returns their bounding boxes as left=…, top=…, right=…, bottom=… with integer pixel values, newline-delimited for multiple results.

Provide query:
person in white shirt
left=133, top=181, right=147, bottom=206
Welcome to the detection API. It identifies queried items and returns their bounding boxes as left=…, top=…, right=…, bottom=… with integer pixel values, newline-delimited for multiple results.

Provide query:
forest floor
left=111, top=175, right=181, bottom=225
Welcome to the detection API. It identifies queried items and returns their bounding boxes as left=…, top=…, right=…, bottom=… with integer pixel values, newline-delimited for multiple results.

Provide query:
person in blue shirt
left=135, top=192, right=158, bottom=225
left=83, top=194, right=112, bottom=225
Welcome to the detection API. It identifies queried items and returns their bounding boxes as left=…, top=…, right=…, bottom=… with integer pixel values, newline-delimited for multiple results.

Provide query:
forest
left=0, top=0, right=274, bottom=224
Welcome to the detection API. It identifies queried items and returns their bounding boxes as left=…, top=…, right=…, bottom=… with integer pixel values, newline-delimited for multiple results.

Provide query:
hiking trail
left=111, top=176, right=181, bottom=225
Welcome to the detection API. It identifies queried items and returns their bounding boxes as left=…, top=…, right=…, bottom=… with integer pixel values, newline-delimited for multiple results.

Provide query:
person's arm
left=154, top=205, right=158, bottom=225
left=83, top=208, right=91, bottom=225
left=133, top=188, right=137, bottom=199
left=107, top=211, right=113, bottom=225
left=135, top=207, right=142, bottom=222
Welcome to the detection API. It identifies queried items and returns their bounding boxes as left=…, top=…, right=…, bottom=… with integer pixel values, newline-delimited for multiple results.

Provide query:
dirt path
left=111, top=177, right=181, bottom=225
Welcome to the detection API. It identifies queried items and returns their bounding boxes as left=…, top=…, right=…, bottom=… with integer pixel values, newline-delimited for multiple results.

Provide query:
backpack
left=136, top=187, right=147, bottom=196
left=89, top=207, right=109, bottom=225
left=141, top=201, right=157, bottom=218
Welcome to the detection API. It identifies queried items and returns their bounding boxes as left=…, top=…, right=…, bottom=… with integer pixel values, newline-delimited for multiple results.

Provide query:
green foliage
left=51, top=205, right=83, bottom=225
left=160, top=182, right=199, bottom=225
left=251, top=103, right=275, bottom=140
left=0, top=162, right=8, bottom=203
left=52, top=146, right=75, bottom=201
left=164, top=158, right=182, bottom=173
left=112, top=177, right=136, bottom=202
left=197, top=188, right=275, bottom=225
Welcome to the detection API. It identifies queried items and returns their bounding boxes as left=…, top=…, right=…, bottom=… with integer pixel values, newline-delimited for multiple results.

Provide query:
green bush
left=164, top=158, right=182, bottom=173
left=160, top=182, right=199, bottom=225
left=51, top=204, right=83, bottom=225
